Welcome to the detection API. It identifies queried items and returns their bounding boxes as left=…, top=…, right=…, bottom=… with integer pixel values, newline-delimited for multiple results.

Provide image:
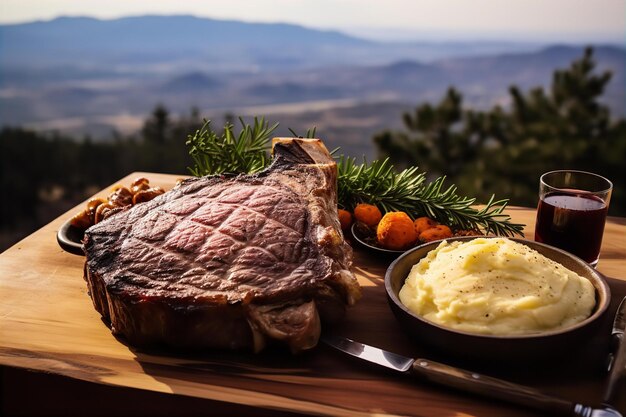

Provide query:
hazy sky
left=1, top=0, right=624, bottom=42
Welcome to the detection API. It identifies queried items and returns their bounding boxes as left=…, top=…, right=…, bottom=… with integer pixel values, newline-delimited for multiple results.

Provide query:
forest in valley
left=1, top=48, right=624, bottom=251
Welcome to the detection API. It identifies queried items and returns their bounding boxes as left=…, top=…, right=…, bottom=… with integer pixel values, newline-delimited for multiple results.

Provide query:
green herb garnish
left=186, top=117, right=278, bottom=176
left=338, top=156, right=524, bottom=236
left=187, top=118, right=525, bottom=237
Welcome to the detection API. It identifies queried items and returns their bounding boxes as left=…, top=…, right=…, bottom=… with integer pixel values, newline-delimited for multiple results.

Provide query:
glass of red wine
left=535, top=170, right=612, bottom=267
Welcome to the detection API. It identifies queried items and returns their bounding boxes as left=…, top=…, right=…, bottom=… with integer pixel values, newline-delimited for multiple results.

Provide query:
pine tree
left=374, top=88, right=468, bottom=177
left=375, top=47, right=626, bottom=215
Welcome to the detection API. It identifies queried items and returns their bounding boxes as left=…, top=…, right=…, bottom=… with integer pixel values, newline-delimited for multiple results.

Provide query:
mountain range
left=0, top=15, right=550, bottom=71
left=0, top=15, right=624, bottom=155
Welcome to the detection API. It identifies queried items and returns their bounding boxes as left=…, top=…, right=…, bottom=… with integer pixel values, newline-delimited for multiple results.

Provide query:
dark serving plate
left=350, top=223, right=405, bottom=259
left=385, top=237, right=611, bottom=363
left=56, top=218, right=85, bottom=256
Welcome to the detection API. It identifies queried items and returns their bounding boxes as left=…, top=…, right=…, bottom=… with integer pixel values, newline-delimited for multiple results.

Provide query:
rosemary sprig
left=187, top=119, right=525, bottom=237
left=288, top=126, right=317, bottom=138
left=338, top=156, right=524, bottom=237
left=186, top=117, right=278, bottom=176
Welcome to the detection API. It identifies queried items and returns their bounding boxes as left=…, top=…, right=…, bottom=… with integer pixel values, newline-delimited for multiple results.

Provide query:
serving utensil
left=322, top=334, right=623, bottom=417
left=603, top=297, right=626, bottom=407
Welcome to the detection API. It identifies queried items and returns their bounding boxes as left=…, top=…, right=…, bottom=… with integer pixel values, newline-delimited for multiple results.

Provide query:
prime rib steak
left=83, top=138, right=361, bottom=353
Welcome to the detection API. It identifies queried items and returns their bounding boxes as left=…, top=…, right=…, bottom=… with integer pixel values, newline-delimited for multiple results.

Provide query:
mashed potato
left=399, top=238, right=596, bottom=335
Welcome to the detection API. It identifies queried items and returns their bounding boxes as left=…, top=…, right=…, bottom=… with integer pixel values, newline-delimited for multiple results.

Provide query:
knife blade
left=603, top=297, right=626, bottom=406
left=322, top=334, right=622, bottom=417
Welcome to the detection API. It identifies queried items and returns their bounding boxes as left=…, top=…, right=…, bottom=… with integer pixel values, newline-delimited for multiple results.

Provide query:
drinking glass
left=535, top=170, right=612, bottom=267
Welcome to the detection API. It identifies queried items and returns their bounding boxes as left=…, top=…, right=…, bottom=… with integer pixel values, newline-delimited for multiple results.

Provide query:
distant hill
left=0, top=16, right=624, bottom=141
left=435, top=45, right=625, bottom=111
left=438, top=44, right=626, bottom=85
left=159, top=72, right=219, bottom=93
left=0, top=15, right=369, bottom=72
left=0, top=15, right=542, bottom=73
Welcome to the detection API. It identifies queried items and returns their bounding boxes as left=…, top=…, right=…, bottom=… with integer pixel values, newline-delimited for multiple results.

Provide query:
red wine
left=535, top=193, right=608, bottom=264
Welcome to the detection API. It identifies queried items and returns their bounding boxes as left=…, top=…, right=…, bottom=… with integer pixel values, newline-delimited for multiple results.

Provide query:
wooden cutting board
left=1, top=172, right=625, bottom=417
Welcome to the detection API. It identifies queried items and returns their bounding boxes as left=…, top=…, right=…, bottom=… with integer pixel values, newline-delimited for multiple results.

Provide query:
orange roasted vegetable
left=133, top=186, right=165, bottom=204
left=337, top=209, right=353, bottom=231
left=108, top=186, right=133, bottom=207
left=414, top=217, right=439, bottom=235
left=353, top=203, right=382, bottom=228
left=70, top=198, right=106, bottom=228
left=419, top=224, right=453, bottom=243
left=130, top=177, right=150, bottom=195
left=70, top=209, right=92, bottom=229
left=94, top=202, right=117, bottom=224
left=376, top=212, right=417, bottom=250
left=69, top=178, right=166, bottom=229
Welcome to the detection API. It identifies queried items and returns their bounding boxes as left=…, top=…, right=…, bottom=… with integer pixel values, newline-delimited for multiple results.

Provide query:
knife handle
left=411, top=358, right=585, bottom=416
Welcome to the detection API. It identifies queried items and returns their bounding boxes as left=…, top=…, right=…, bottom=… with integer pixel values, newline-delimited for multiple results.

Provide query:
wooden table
left=1, top=172, right=625, bottom=417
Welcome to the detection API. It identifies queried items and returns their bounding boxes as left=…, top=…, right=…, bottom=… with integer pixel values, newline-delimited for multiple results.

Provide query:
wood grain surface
left=1, top=172, right=625, bottom=417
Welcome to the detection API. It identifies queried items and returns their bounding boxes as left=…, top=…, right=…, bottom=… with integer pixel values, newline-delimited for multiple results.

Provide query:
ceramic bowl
left=350, top=223, right=405, bottom=259
left=384, top=237, right=611, bottom=362
left=56, top=218, right=85, bottom=256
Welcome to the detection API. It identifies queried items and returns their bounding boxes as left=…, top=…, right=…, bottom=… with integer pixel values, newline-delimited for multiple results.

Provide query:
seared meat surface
left=83, top=138, right=361, bottom=352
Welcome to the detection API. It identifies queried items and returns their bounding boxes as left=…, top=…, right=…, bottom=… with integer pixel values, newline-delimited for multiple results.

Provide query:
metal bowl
left=384, top=237, right=611, bottom=362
